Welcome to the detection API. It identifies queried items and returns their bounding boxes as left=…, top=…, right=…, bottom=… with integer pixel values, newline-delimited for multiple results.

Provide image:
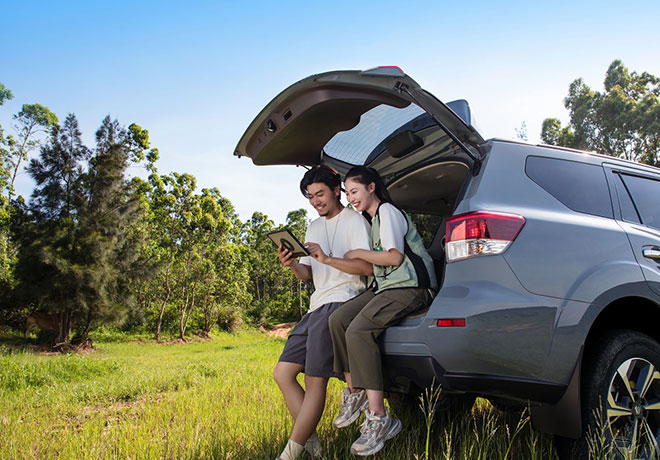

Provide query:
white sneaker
left=333, top=388, right=369, bottom=428
left=305, top=433, right=324, bottom=459
left=350, top=409, right=402, bottom=456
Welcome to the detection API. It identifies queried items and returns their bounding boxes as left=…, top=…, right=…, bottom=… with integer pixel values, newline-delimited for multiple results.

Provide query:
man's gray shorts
left=278, top=301, right=343, bottom=379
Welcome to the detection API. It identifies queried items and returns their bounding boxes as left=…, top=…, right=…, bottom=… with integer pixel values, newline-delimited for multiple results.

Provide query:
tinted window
left=324, top=103, right=425, bottom=165
left=613, top=173, right=641, bottom=223
left=525, top=156, right=613, bottom=218
left=620, top=174, right=660, bottom=230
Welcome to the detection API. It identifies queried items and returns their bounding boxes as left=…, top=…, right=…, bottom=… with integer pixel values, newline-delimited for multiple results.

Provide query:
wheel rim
left=607, top=357, right=660, bottom=459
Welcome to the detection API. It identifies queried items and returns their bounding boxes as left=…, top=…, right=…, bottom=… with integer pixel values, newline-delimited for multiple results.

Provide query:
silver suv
left=235, top=67, right=660, bottom=459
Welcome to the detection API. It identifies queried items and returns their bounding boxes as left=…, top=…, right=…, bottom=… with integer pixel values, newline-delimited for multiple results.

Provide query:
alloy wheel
left=607, top=357, right=660, bottom=459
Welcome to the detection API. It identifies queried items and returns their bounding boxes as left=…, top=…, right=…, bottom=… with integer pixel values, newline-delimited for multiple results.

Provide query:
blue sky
left=2, top=0, right=659, bottom=224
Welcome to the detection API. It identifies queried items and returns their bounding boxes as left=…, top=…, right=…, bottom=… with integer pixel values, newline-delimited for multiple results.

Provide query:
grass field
left=0, top=330, right=560, bottom=459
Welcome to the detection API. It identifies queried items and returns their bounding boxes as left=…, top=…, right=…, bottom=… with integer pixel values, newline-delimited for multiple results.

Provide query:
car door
left=234, top=67, right=484, bottom=180
left=606, top=163, right=660, bottom=297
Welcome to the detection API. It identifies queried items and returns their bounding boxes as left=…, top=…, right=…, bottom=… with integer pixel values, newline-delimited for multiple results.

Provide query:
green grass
left=0, top=330, right=559, bottom=459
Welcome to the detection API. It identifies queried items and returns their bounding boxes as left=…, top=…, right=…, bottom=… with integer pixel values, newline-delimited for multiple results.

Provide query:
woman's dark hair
left=300, top=165, right=342, bottom=200
left=345, top=166, right=393, bottom=203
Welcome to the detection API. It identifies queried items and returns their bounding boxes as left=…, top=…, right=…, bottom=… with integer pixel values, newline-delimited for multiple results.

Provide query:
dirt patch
left=260, top=322, right=296, bottom=339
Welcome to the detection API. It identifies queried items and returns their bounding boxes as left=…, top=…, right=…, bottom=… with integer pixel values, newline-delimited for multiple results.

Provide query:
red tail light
left=436, top=318, right=466, bottom=327
left=445, top=211, right=525, bottom=262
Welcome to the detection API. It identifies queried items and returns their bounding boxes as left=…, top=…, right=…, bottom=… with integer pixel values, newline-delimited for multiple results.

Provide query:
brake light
left=445, top=211, right=525, bottom=262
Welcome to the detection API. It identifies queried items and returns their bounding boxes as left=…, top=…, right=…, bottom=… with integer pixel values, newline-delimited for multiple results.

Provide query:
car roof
left=487, top=138, right=660, bottom=175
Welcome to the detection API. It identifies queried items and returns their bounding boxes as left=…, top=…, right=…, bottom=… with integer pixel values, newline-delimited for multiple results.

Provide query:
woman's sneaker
left=350, top=409, right=402, bottom=456
left=333, top=388, right=369, bottom=428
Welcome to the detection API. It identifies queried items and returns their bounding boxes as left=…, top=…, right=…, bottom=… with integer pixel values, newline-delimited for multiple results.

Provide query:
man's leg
left=290, top=375, right=328, bottom=444
left=273, top=361, right=305, bottom=419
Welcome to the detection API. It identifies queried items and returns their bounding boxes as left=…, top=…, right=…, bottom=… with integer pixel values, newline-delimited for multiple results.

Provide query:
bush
left=217, top=306, right=242, bottom=332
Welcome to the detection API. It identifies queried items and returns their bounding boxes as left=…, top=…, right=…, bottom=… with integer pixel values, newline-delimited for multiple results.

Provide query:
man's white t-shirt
left=300, top=207, right=371, bottom=311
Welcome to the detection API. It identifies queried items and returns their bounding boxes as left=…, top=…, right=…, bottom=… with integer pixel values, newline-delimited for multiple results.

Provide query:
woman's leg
left=328, top=289, right=375, bottom=379
left=346, top=288, right=432, bottom=405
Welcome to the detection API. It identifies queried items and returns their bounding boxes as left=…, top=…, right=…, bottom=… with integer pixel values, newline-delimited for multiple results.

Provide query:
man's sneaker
left=333, top=388, right=369, bottom=428
left=350, top=409, right=402, bottom=456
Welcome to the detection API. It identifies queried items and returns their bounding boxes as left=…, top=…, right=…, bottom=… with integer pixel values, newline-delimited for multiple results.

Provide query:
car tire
left=557, top=329, right=660, bottom=460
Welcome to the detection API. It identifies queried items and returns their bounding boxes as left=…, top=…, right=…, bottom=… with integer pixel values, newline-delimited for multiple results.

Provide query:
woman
left=328, top=165, right=437, bottom=457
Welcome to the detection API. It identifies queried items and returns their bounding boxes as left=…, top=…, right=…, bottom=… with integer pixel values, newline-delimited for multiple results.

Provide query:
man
left=273, top=165, right=372, bottom=460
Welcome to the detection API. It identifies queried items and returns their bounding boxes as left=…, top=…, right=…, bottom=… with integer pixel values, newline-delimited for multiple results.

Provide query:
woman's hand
left=344, top=249, right=366, bottom=260
left=304, top=242, right=329, bottom=264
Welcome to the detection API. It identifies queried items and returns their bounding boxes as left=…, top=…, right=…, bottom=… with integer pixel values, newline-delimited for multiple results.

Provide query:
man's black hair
left=300, top=165, right=342, bottom=200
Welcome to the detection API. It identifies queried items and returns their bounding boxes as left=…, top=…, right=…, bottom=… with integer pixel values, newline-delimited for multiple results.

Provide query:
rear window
left=323, top=103, right=426, bottom=165
left=612, top=173, right=641, bottom=223
left=525, top=156, right=613, bottom=218
left=619, top=173, right=660, bottom=231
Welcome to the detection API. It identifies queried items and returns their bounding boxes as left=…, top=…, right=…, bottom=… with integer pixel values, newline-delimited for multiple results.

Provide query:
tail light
left=445, top=211, right=525, bottom=262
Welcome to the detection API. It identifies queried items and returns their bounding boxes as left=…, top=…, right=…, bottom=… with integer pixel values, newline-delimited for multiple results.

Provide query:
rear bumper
left=383, top=354, right=566, bottom=405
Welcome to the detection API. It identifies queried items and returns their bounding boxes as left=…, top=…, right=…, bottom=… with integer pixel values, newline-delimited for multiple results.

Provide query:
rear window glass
left=525, top=156, right=613, bottom=218
left=620, top=174, right=660, bottom=231
left=613, top=173, right=641, bottom=223
left=323, top=103, right=425, bottom=165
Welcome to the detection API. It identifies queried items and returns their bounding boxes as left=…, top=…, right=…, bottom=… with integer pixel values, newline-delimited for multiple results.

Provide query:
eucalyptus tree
left=148, top=172, right=198, bottom=340
left=541, top=60, right=660, bottom=165
left=7, top=104, right=59, bottom=199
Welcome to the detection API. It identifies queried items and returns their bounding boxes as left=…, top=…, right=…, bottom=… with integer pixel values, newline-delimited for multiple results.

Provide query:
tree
left=515, top=121, right=528, bottom=141
left=7, top=104, right=58, bottom=199
left=242, top=210, right=310, bottom=325
left=13, top=114, right=91, bottom=344
left=285, top=209, right=310, bottom=318
left=541, top=60, right=660, bottom=165
left=13, top=114, right=149, bottom=345
left=0, top=84, right=15, bottom=284
left=74, top=117, right=150, bottom=340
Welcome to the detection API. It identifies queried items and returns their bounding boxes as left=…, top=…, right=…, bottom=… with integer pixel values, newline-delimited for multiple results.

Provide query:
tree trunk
left=179, top=280, right=190, bottom=341
left=55, top=308, right=72, bottom=347
left=181, top=281, right=196, bottom=340
left=155, top=261, right=173, bottom=341
left=81, top=308, right=93, bottom=341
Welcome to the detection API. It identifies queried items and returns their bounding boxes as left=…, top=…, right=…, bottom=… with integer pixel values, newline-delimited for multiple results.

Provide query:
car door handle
left=643, top=249, right=660, bottom=260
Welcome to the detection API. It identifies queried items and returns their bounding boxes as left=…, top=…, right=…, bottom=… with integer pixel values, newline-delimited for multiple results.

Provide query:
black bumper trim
left=384, top=354, right=567, bottom=405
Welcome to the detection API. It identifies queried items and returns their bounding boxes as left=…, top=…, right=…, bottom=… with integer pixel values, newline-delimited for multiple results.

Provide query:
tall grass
left=0, top=331, right=559, bottom=459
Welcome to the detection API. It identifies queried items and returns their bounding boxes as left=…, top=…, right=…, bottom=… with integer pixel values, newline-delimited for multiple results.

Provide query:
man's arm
left=278, top=245, right=312, bottom=280
left=304, top=243, right=373, bottom=275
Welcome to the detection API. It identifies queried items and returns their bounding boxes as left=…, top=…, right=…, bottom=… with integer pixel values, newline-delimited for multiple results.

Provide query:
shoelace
left=343, top=392, right=360, bottom=412
left=359, top=412, right=384, bottom=438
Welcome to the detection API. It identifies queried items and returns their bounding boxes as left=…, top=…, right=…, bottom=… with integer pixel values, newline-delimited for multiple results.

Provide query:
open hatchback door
left=235, top=67, right=485, bottom=213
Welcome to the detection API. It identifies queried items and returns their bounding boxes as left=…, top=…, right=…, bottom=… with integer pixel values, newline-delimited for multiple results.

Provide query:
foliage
left=241, top=209, right=310, bottom=325
left=541, top=60, right=660, bottom=165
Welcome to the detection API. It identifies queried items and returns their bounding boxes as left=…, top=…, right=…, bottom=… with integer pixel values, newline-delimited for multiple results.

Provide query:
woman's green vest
left=370, top=204, right=438, bottom=293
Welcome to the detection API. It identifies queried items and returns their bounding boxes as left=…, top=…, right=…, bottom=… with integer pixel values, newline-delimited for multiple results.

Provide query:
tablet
left=267, top=228, right=310, bottom=258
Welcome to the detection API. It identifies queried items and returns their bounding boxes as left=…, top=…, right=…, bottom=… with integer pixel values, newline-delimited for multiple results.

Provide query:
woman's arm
left=345, top=248, right=404, bottom=267
left=305, top=243, right=373, bottom=275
